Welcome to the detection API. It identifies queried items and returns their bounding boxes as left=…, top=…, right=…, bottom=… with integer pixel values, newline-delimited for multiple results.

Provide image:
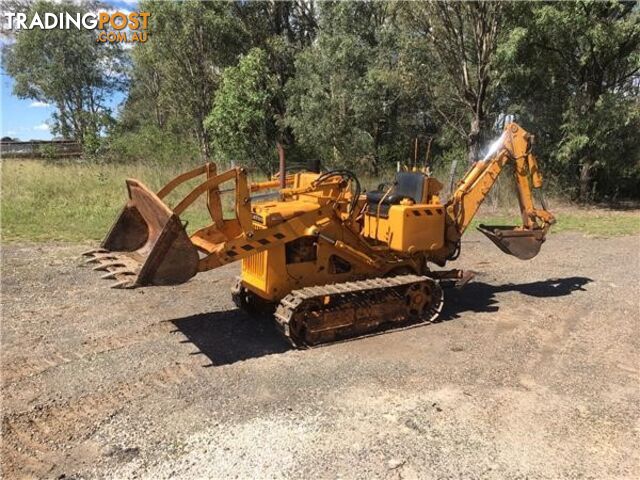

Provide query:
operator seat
left=365, top=172, right=426, bottom=216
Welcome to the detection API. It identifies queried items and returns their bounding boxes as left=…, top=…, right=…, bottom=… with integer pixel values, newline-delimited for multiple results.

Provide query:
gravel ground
left=1, top=232, right=639, bottom=479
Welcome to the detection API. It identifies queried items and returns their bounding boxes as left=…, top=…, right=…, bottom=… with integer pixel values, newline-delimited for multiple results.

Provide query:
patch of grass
left=1, top=160, right=638, bottom=242
left=469, top=203, right=640, bottom=236
left=545, top=208, right=640, bottom=236
left=0, top=159, right=243, bottom=242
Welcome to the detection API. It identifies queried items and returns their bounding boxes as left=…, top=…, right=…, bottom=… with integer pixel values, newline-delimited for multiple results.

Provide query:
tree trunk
left=277, top=141, right=286, bottom=189
left=201, top=141, right=211, bottom=163
left=467, top=116, right=481, bottom=164
left=371, top=123, right=382, bottom=176
left=579, top=160, right=594, bottom=203
left=448, top=158, right=459, bottom=197
left=371, top=155, right=380, bottom=177
left=197, top=123, right=211, bottom=162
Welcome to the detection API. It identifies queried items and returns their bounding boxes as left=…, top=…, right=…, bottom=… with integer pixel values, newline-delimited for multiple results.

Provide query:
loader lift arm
left=84, top=164, right=369, bottom=288
left=442, top=122, right=556, bottom=260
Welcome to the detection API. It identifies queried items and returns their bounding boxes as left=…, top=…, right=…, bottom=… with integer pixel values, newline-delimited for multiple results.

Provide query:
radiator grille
left=243, top=251, right=266, bottom=278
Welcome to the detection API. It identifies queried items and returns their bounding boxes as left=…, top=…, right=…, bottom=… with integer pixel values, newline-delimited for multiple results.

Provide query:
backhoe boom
left=443, top=123, right=555, bottom=260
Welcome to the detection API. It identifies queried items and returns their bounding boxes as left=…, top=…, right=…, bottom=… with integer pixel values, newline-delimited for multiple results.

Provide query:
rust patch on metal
left=477, top=224, right=546, bottom=260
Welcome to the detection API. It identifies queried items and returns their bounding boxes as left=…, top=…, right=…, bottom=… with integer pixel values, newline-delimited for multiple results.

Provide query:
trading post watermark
left=3, top=10, right=151, bottom=44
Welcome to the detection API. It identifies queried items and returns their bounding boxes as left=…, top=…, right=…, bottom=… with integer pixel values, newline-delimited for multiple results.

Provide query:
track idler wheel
left=405, top=281, right=444, bottom=321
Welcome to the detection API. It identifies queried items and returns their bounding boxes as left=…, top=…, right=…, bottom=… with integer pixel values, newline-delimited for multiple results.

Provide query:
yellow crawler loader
left=83, top=122, right=555, bottom=346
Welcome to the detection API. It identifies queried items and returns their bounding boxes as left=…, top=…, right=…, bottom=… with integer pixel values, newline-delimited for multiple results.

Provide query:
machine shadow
left=170, top=276, right=591, bottom=367
left=440, top=276, right=592, bottom=320
left=169, top=309, right=292, bottom=367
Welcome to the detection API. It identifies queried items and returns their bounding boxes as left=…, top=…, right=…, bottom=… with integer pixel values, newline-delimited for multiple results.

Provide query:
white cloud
left=7, top=130, right=17, bottom=135
left=98, top=8, right=133, bottom=18
left=29, top=101, right=51, bottom=108
left=33, top=123, right=50, bottom=131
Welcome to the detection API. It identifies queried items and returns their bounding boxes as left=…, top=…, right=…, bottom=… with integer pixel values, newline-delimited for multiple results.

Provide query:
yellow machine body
left=362, top=204, right=445, bottom=252
left=241, top=179, right=383, bottom=302
left=84, top=123, right=556, bottom=345
left=240, top=232, right=376, bottom=302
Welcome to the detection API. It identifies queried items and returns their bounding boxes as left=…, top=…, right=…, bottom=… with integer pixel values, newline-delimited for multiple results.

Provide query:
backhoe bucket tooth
left=93, top=179, right=199, bottom=287
left=477, top=224, right=546, bottom=260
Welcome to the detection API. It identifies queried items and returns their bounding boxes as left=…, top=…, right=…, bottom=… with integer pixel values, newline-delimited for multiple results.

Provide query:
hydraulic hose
left=314, top=169, right=362, bottom=218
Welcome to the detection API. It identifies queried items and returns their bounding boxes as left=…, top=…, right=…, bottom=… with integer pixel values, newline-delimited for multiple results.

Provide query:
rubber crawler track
left=274, top=274, right=444, bottom=347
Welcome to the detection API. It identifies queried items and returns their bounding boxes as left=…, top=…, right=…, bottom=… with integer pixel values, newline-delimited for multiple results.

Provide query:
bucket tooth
left=93, top=260, right=125, bottom=271
left=110, top=278, right=135, bottom=289
left=82, top=248, right=107, bottom=256
left=101, top=269, right=135, bottom=280
left=84, top=253, right=116, bottom=265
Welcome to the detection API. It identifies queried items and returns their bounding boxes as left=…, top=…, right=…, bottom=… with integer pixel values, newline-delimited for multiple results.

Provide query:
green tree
left=402, top=1, right=505, bottom=165
left=287, top=1, right=427, bottom=175
left=58, top=0, right=638, bottom=203
left=231, top=1, right=319, bottom=167
left=118, top=37, right=168, bottom=132
left=500, top=1, right=640, bottom=201
left=118, top=0, right=317, bottom=167
left=205, top=48, right=279, bottom=175
left=2, top=0, right=124, bottom=149
left=135, top=0, right=248, bottom=161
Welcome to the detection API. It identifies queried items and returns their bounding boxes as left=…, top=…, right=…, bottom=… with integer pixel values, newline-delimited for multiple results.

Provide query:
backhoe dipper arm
left=443, top=122, right=555, bottom=259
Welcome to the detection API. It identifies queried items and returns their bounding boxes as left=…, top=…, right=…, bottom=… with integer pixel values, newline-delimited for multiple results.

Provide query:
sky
left=0, top=0, right=137, bottom=141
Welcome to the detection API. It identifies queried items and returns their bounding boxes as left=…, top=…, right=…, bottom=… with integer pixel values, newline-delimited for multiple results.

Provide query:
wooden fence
left=0, top=140, right=82, bottom=159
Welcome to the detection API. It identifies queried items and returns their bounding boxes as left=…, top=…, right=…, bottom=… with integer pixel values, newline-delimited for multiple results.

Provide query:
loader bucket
left=83, top=179, right=199, bottom=288
left=477, top=224, right=546, bottom=260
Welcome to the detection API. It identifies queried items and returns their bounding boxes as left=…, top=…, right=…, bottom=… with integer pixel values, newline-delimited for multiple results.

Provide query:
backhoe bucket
left=82, top=179, right=199, bottom=288
left=477, top=224, right=546, bottom=260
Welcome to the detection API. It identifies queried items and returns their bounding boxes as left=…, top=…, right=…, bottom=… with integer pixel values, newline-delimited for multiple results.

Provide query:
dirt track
left=2, top=232, right=639, bottom=479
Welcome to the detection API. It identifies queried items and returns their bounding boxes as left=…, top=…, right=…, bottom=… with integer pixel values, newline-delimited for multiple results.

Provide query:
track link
left=274, top=274, right=443, bottom=347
